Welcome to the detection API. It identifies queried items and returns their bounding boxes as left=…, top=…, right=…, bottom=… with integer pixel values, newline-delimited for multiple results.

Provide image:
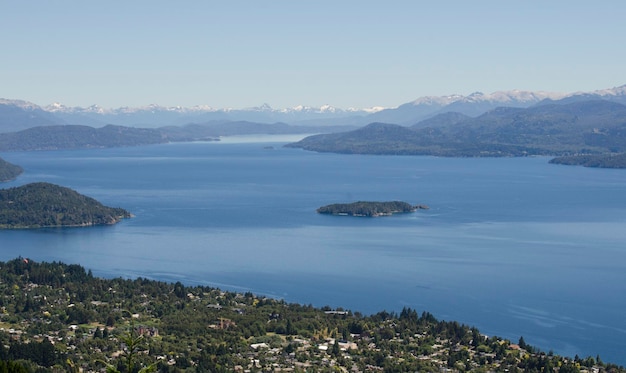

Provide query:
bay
left=1, top=136, right=626, bottom=364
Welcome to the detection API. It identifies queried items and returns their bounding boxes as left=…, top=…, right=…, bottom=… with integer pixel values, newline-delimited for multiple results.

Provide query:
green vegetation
left=317, top=201, right=427, bottom=217
left=0, top=258, right=622, bottom=372
left=550, top=153, right=626, bottom=168
left=0, top=158, right=22, bottom=182
left=0, top=182, right=130, bottom=229
left=0, top=360, right=28, bottom=373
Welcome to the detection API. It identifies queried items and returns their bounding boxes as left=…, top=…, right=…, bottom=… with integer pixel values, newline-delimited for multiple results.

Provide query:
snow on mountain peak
left=48, top=102, right=64, bottom=110
left=0, top=98, right=42, bottom=110
left=592, top=84, right=626, bottom=97
left=4, top=84, right=624, bottom=125
left=358, top=106, right=386, bottom=113
left=486, top=90, right=565, bottom=103
left=275, top=104, right=347, bottom=114
left=188, top=105, right=216, bottom=112
left=410, top=95, right=463, bottom=106
left=407, top=89, right=567, bottom=108
left=319, top=104, right=336, bottom=113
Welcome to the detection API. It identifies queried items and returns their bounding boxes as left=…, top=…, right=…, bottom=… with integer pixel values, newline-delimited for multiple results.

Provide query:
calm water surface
left=1, top=137, right=625, bottom=364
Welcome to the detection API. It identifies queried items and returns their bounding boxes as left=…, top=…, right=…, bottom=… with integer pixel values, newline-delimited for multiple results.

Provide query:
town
left=0, top=258, right=622, bottom=372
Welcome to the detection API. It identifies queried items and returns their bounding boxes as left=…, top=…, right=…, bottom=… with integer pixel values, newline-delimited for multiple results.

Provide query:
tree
left=0, top=360, right=28, bottom=373
left=93, top=328, right=103, bottom=339
left=286, top=319, right=296, bottom=335
left=99, top=318, right=156, bottom=373
left=518, top=336, right=527, bottom=350
left=106, top=314, right=116, bottom=327
left=331, top=340, right=340, bottom=357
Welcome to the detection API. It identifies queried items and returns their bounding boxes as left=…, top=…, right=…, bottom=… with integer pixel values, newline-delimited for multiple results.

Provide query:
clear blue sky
left=1, top=1, right=625, bottom=109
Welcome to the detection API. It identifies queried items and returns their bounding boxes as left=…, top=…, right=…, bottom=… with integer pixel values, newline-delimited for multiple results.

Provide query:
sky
left=1, top=0, right=626, bottom=110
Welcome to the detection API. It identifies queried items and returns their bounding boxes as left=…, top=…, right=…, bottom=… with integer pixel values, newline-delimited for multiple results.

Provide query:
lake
left=1, top=136, right=626, bottom=364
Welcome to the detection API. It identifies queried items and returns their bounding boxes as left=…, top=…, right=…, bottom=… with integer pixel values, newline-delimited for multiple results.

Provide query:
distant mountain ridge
left=366, top=90, right=568, bottom=125
left=0, top=99, right=66, bottom=132
left=287, top=98, right=626, bottom=159
left=39, top=102, right=379, bottom=128
left=0, top=100, right=379, bottom=130
left=0, top=121, right=355, bottom=152
left=2, top=84, right=625, bottom=131
left=0, top=125, right=166, bottom=151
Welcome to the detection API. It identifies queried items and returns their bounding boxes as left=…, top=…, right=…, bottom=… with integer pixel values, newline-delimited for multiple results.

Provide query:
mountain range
left=286, top=98, right=626, bottom=162
left=3, top=85, right=626, bottom=168
left=0, top=100, right=378, bottom=131
left=2, top=85, right=625, bottom=132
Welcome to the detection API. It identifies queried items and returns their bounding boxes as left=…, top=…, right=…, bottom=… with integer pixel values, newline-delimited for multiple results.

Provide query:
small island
left=317, top=201, right=428, bottom=217
left=0, top=182, right=131, bottom=229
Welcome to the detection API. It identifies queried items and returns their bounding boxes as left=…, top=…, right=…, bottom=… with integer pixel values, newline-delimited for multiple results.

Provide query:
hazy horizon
left=4, top=83, right=625, bottom=113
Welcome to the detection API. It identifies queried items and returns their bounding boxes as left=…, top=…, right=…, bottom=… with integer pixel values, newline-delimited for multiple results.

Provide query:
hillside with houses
left=0, top=259, right=622, bottom=372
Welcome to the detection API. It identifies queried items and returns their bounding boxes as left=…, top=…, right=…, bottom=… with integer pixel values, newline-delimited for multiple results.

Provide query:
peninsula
left=549, top=153, right=626, bottom=168
left=0, top=182, right=131, bottom=228
left=285, top=100, right=626, bottom=160
left=317, top=201, right=428, bottom=217
left=0, top=157, right=23, bottom=182
left=1, top=258, right=621, bottom=372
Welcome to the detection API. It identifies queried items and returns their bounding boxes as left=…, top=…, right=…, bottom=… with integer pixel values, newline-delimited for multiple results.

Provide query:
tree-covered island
left=317, top=201, right=428, bottom=217
left=0, top=182, right=131, bottom=229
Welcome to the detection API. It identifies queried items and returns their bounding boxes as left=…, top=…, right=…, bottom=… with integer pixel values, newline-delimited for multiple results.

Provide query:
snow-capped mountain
left=402, top=90, right=563, bottom=108
left=0, top=99, right=65, bottom=131
left=364, top=90, right=569, bottom=125
left=45, top=102, right=219, bottom=115
left=0, top=98, right=46, bottom=110
left=44, top=101, right=375, bottom=116
left=352, top=86, right=626, bottom=125
left=1, top=84, right=625, bottom=132
left=575, top=85, right=626, bottom=99
left=37, top=101, right=380, bottom=128
left=433, top=90, right=567, bottom=119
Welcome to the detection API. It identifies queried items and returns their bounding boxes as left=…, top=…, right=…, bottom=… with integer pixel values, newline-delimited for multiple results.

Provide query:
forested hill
left=0, top=157, right=22, bottom=181
left=0, top=258, right=622, bottom=372
left=0, top=182, right=131, bottom=228
left=0, top=124, right=166, bottom=151
left=286, top=99, right=626, bottom=158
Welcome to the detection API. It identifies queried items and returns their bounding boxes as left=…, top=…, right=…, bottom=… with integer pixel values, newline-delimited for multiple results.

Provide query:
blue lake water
left=1, top=136, right=626, bottom=364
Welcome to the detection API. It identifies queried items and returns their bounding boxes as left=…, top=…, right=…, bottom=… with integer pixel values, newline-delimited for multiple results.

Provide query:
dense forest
left=0, top=158, right=22, bottom=182
left=0, top=182, right=130, bottom=228
left=0, top=258, right=622, bottom=372
left=316, top=201, right=427, bottom=217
